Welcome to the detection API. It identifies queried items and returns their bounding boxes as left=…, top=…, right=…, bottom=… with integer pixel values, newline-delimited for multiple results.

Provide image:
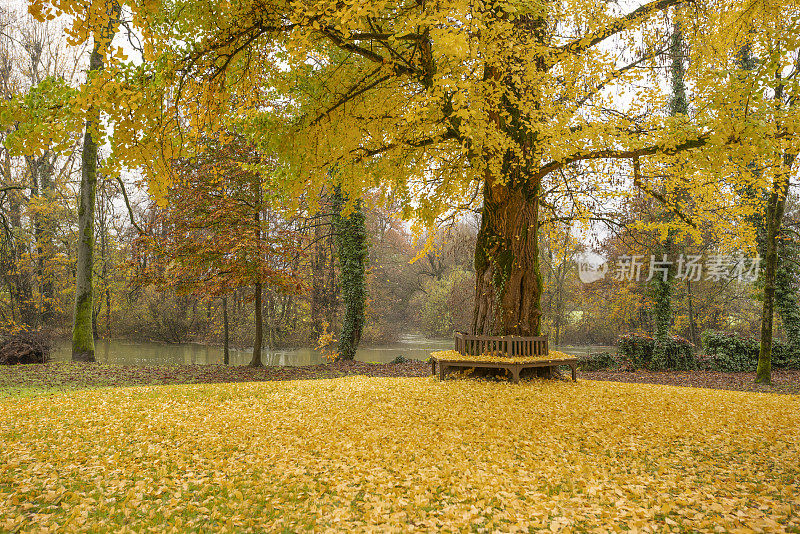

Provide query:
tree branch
left=351, top=130, right=458, bottom=163
left=553, top=0, right=681, bottom=62
left=308, top=69, right=392, bottom=127
left=319, top=27, right=417, bottom=77
left=538, top=133, right=709, bottom=177
left=115, top=177, right=145, bottom=236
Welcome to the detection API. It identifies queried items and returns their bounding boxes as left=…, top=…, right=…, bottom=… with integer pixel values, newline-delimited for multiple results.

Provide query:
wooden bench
left=454, top=331, right=549, bottom=358
left=430, top=355, right=577, bottom=383
left=431, top=333, right=578, bottom=383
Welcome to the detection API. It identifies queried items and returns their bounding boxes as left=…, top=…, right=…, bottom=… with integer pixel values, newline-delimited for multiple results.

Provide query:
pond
left=51, top=336, right=615, bottom=367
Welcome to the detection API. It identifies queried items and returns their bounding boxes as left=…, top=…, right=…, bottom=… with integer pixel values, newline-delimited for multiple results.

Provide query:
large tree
left=707, top=6, right=800, bottom=384
left=30, top=0, right=799, bottom=340
left=131, top=0, right=711, bottom=337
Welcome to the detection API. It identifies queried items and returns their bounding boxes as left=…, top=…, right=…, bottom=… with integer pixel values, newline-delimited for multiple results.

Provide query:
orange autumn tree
left=139, top=134, right=303, bottom=366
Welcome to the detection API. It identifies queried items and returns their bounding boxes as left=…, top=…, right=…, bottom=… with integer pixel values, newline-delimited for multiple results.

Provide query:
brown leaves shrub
left=0, top=329, right=51, bottom=365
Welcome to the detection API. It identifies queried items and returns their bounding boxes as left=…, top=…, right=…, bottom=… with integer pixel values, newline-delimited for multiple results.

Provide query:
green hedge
left=576, top=352, right=619, bottom=371
left=700, top=330, right=800, bottom=372
left=617, top=332, right=697, bottom=371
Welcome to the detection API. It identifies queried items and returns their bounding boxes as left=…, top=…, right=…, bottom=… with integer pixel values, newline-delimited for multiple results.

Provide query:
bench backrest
left=454, top=332, right=549, bottom=357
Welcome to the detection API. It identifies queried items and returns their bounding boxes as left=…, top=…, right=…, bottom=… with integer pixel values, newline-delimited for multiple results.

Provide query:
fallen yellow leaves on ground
left=1, top=377, right=798, bottom=533
left=432, top=349, right=577, bottom=363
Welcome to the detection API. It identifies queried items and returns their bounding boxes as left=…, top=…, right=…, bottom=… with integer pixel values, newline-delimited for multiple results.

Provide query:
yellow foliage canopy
left=23, top=0, right=800, bottom=243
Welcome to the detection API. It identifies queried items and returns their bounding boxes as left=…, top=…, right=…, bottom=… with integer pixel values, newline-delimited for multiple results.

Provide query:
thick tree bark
left=473, top=180, right=543, bottom=336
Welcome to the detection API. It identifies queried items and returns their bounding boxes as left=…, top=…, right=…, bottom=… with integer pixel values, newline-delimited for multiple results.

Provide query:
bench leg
left=510, top=366, right=521, bottom=384
left=431, top=358, right=437, bottom=377
left=439, top=364, right=447, bottom=381
left=571, top=364, right=576, bottom=382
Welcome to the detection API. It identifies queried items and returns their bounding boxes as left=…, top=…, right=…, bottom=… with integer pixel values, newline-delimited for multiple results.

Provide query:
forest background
left=0, top=0, right=798, bottom=360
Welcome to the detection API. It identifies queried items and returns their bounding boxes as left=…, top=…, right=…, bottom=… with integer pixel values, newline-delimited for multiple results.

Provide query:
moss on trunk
left=472, top=181, right=543, bottom=336
left=72, top=48, right=103, bottom=363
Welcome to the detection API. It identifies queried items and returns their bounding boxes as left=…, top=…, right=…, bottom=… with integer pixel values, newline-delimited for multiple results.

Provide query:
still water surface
left=52, top=335, right=452, bottom=366
left=52, top=336, right=614, bottom=367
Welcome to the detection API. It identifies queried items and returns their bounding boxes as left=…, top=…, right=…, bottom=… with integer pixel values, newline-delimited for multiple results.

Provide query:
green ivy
left=576, top=352, right=618, bottom=372
left=701, top=330, right=799, bottom=372
left=774, top=238, right=800, bottom=355
left=618, top=332, right=697, bottom=371
left=332, top=188, right=367, bottom=361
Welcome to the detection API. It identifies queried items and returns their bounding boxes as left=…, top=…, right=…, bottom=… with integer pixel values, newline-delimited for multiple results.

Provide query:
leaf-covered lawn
left=1, top=377, right=798, bottom=533
left=0, top=361, right=432, bottom=397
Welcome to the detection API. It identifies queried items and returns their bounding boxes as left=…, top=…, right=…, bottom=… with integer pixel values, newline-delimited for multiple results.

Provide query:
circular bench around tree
left=430, top=332, right=578, bottom=383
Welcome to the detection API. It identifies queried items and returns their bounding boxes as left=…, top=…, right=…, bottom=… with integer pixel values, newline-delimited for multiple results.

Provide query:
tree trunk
left=332, top=189, right=367, bottom=360
left=651, top=19, right=687, bottom=366
left=757, top=207, right=779, bottom=384
left=686, top=279, right=698, bottom=347
left=250, top=282, right=263, bottom=367
left=472, top=180, right=543, bottom=336
left=222, top=296, right=230, bottom=365
left=470, top=12, right=547, bottom=338
left=72, top=46, right=104, bottom=362
left=756, top=153, right=794, bottom=384
left=28, top=152, right=56, bottom=323
left=650, top=241, right=674, bottom=368
left=72, top=4, right=119, bottom=361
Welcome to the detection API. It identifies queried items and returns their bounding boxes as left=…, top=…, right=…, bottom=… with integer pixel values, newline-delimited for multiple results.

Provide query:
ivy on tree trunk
left=650, top=16, right=688, bottom=368
left=332, top=188, right=367, bottom=361
left=756, top=153, right=795, bottom=384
